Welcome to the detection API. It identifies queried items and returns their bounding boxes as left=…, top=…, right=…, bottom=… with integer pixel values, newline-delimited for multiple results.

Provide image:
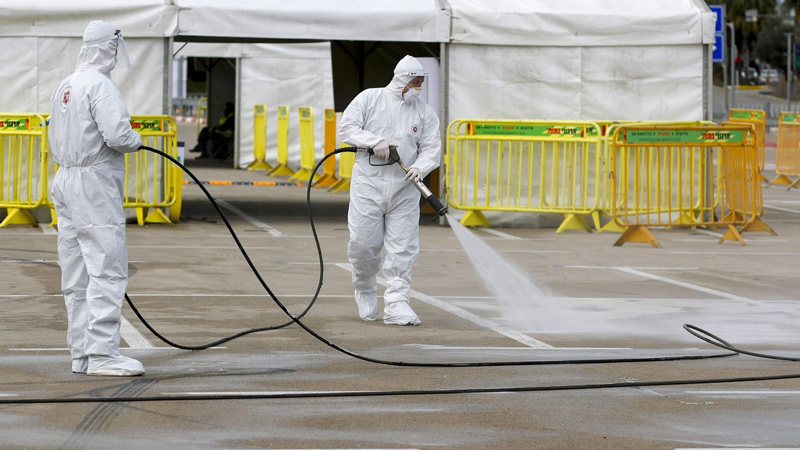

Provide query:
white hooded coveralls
left=338, top=56, right=441, bottom=324
left=49, top=21, right=142, bottom=362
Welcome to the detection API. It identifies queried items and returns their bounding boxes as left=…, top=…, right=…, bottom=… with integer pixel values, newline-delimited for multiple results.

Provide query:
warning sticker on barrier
left=781, top=113, right=800, bottom=123
left=624, top=129, right=745, bottom=144
left=130, top=119, right=161, bottom=132
left=730, top=110, right=764, bottom=121
left=0, top=118, right=29, bottom=130
left=473, top=123, right=587, bottom=138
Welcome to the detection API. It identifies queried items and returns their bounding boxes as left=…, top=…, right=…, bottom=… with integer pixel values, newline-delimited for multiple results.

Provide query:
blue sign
left=713, top=34, right=725, bottom=63
left=709, top=5, right=725, bottom=34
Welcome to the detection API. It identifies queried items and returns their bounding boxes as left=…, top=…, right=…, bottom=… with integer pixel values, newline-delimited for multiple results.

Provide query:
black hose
left=129, top=145, right=738, bottom=367
left=2, top=146, right=797, bottom=406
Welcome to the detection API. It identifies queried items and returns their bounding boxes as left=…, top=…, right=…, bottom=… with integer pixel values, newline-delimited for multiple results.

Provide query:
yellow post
left=246, top=104, right=273, bottom=171
left=313, top=108, right=339, bottom=188
left=196, top=97, right=207, bottom=137
left=267, top=105, right=295, bottom=177
left=288, top=107, right=320, bottom=184
left=328, top=112, right=354, bottom=193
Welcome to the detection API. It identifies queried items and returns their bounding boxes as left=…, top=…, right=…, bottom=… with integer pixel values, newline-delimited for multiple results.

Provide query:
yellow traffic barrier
left=608, top=124, right=771, bottom=247
left=246, top=104, right=273, bottom=171
left=313, top=108, right=339, bottom=188
left=328, top=112, right=353, bottom=193
left=446, top=119, right=605, bottom=231
left=126, top=116, right=182, bottom=225
left=771, top=112, right=800, bottom=189
left=196, top=96, right=207, bottom=137
left=288, top=107, right=320, bottom=184
left=727, top=109, right=767, bottom=182
left=267, top=105, right=296, bottom=177
left=0, top=113, right=49, bottom=227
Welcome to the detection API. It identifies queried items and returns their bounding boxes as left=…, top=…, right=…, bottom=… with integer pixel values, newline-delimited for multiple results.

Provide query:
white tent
left=0, top=0, right=715, bottom=170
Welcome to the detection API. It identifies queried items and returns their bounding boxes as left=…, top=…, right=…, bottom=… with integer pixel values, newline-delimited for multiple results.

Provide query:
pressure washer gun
left=362, top=145, right=447, bottom=216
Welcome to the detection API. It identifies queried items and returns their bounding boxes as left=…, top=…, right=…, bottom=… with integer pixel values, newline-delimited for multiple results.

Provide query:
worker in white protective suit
left=48, top=21, right=145, bottom=376
left=338, top=55, right=441, bottom=325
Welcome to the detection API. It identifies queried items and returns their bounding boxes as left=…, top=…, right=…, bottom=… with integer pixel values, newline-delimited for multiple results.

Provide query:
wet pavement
left=0, top=123, right=799, bottom=449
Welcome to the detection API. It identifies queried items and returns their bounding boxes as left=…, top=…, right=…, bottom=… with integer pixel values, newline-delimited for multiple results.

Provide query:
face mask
left=403, top=87, right=422, bottom=101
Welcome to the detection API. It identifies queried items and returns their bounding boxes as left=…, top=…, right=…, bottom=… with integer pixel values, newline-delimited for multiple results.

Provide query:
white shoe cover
left=72, top=357, right=88, bottom=374
left=383, top=301, right=421, bottom=326
left=355, top=290, right=378, bottom=321
left=87, top=355, right=145, bottom=377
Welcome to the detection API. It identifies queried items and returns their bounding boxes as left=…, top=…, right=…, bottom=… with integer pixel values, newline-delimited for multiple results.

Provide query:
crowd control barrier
left=267, top=105, right=296, bottom=177
left=608, top=124, right=773, bottom=247
left=771, top=112, right=800, bottom=189
left=446, top=119, right=605, bottom=232
left=727, top=109, right=767, bottom=182
left=0, top=113, right=49, bottom=227
left=246, top=104, right=273, bottom=172
left=288, top=107, right=319, bottom=184
left=328, top=112, right=353, bottom=193
left=125, top=116, right=182, bottom=225
left=312, top=108, right=339, bottom=188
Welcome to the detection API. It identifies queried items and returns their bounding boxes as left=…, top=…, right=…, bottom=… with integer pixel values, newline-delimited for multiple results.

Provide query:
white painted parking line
left=38, top=224, right=57, bottom=235
left=613, top=267, right=758, bottom=304
left=678, top=448, right=800, bottom=450
left=333, top=263, right=553, bottom=349
left=765, top=204, right=800, bottom=214
left=120, top=316, right=154, bottom=349
left=478, top=228, right=522, bottom=240
left=407, top=344, right=631, bottom=350
left=8, top=347, right=226, bottom=351
left=0, top=394, right=18, bottom=397
left=216, top=199, right=287, bottom=237
left=688, top=391, right=800, bottom=395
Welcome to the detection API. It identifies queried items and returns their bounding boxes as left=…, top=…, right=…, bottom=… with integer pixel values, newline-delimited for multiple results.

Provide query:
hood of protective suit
left=385, top=55, right=426, bottom=101
left=75, top=20, right=130, bottom=75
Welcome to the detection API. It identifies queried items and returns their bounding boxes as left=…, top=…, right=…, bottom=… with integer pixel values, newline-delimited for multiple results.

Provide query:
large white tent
left=0, top=0, right=715, bottom=170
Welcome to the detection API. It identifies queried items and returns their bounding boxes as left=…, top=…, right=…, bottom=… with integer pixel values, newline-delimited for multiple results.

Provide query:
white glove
left=404, top=167, right=422, bottom=182
left=372, top=140, right=390, bottom=160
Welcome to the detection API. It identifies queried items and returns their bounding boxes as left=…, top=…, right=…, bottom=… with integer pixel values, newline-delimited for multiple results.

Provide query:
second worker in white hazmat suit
left=338, top=55, right=441, bottom=325
left=49, top=21, right=145, bottom=376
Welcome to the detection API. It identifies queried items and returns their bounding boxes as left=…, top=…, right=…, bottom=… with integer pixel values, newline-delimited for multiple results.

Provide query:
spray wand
left=361, top=145, right=447, bottom=216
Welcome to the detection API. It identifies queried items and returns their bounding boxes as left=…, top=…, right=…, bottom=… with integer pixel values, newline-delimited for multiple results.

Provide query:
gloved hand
left=404, top=167, right=422, bottom=182
left=372, top=140, right=390, bottom=160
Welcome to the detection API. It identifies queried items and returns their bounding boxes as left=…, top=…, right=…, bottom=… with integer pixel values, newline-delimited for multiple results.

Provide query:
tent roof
left=176, top=0, right=451, bottom=43
left=0, top=0, right=713, bottom=46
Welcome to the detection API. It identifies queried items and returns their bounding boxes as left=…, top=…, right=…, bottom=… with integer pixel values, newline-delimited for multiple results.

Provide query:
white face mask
left=403, top=87, right=422, bottom=101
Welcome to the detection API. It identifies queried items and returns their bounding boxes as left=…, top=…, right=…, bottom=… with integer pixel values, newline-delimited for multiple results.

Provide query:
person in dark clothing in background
left=191, top=102, right=235, bottom=160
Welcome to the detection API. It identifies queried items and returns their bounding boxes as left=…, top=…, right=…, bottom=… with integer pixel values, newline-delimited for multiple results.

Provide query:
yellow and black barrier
left=771, top=112, right=800, bottom=189
left=446, top=119, right=605, bottom=232
left=608, top=124, right=773, bottom=247
left=0, top=113, right=49, bottom=228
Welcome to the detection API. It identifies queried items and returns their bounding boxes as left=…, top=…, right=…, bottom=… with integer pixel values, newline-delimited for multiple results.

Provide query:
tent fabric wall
left=0, top=37, right=164, bottom=115
left=448, top=44, right=704, bottom=121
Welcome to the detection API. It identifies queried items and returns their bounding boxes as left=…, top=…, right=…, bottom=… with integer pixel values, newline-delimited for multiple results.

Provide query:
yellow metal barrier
left=771, top=112, right=800, bottom=189
left=608, top=124, right=772, bottom=247
left=312, top=108, right=339, bottom=188
left=328, top=112, right=353, bottom=193
left=727, top=108, right=767, bottom=182
left=246, top=104, right=273, bottom=172
left=126, top=116, right=182, bottom=225
left=196, top=96, right=207, bottom=137
left=0, top=113, right=49, bottom=227
left=267, top=105, right=296, bottom=177
left=288, top=107, right=320, bottom=184
left=447, top=119, right=605, bottom=231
